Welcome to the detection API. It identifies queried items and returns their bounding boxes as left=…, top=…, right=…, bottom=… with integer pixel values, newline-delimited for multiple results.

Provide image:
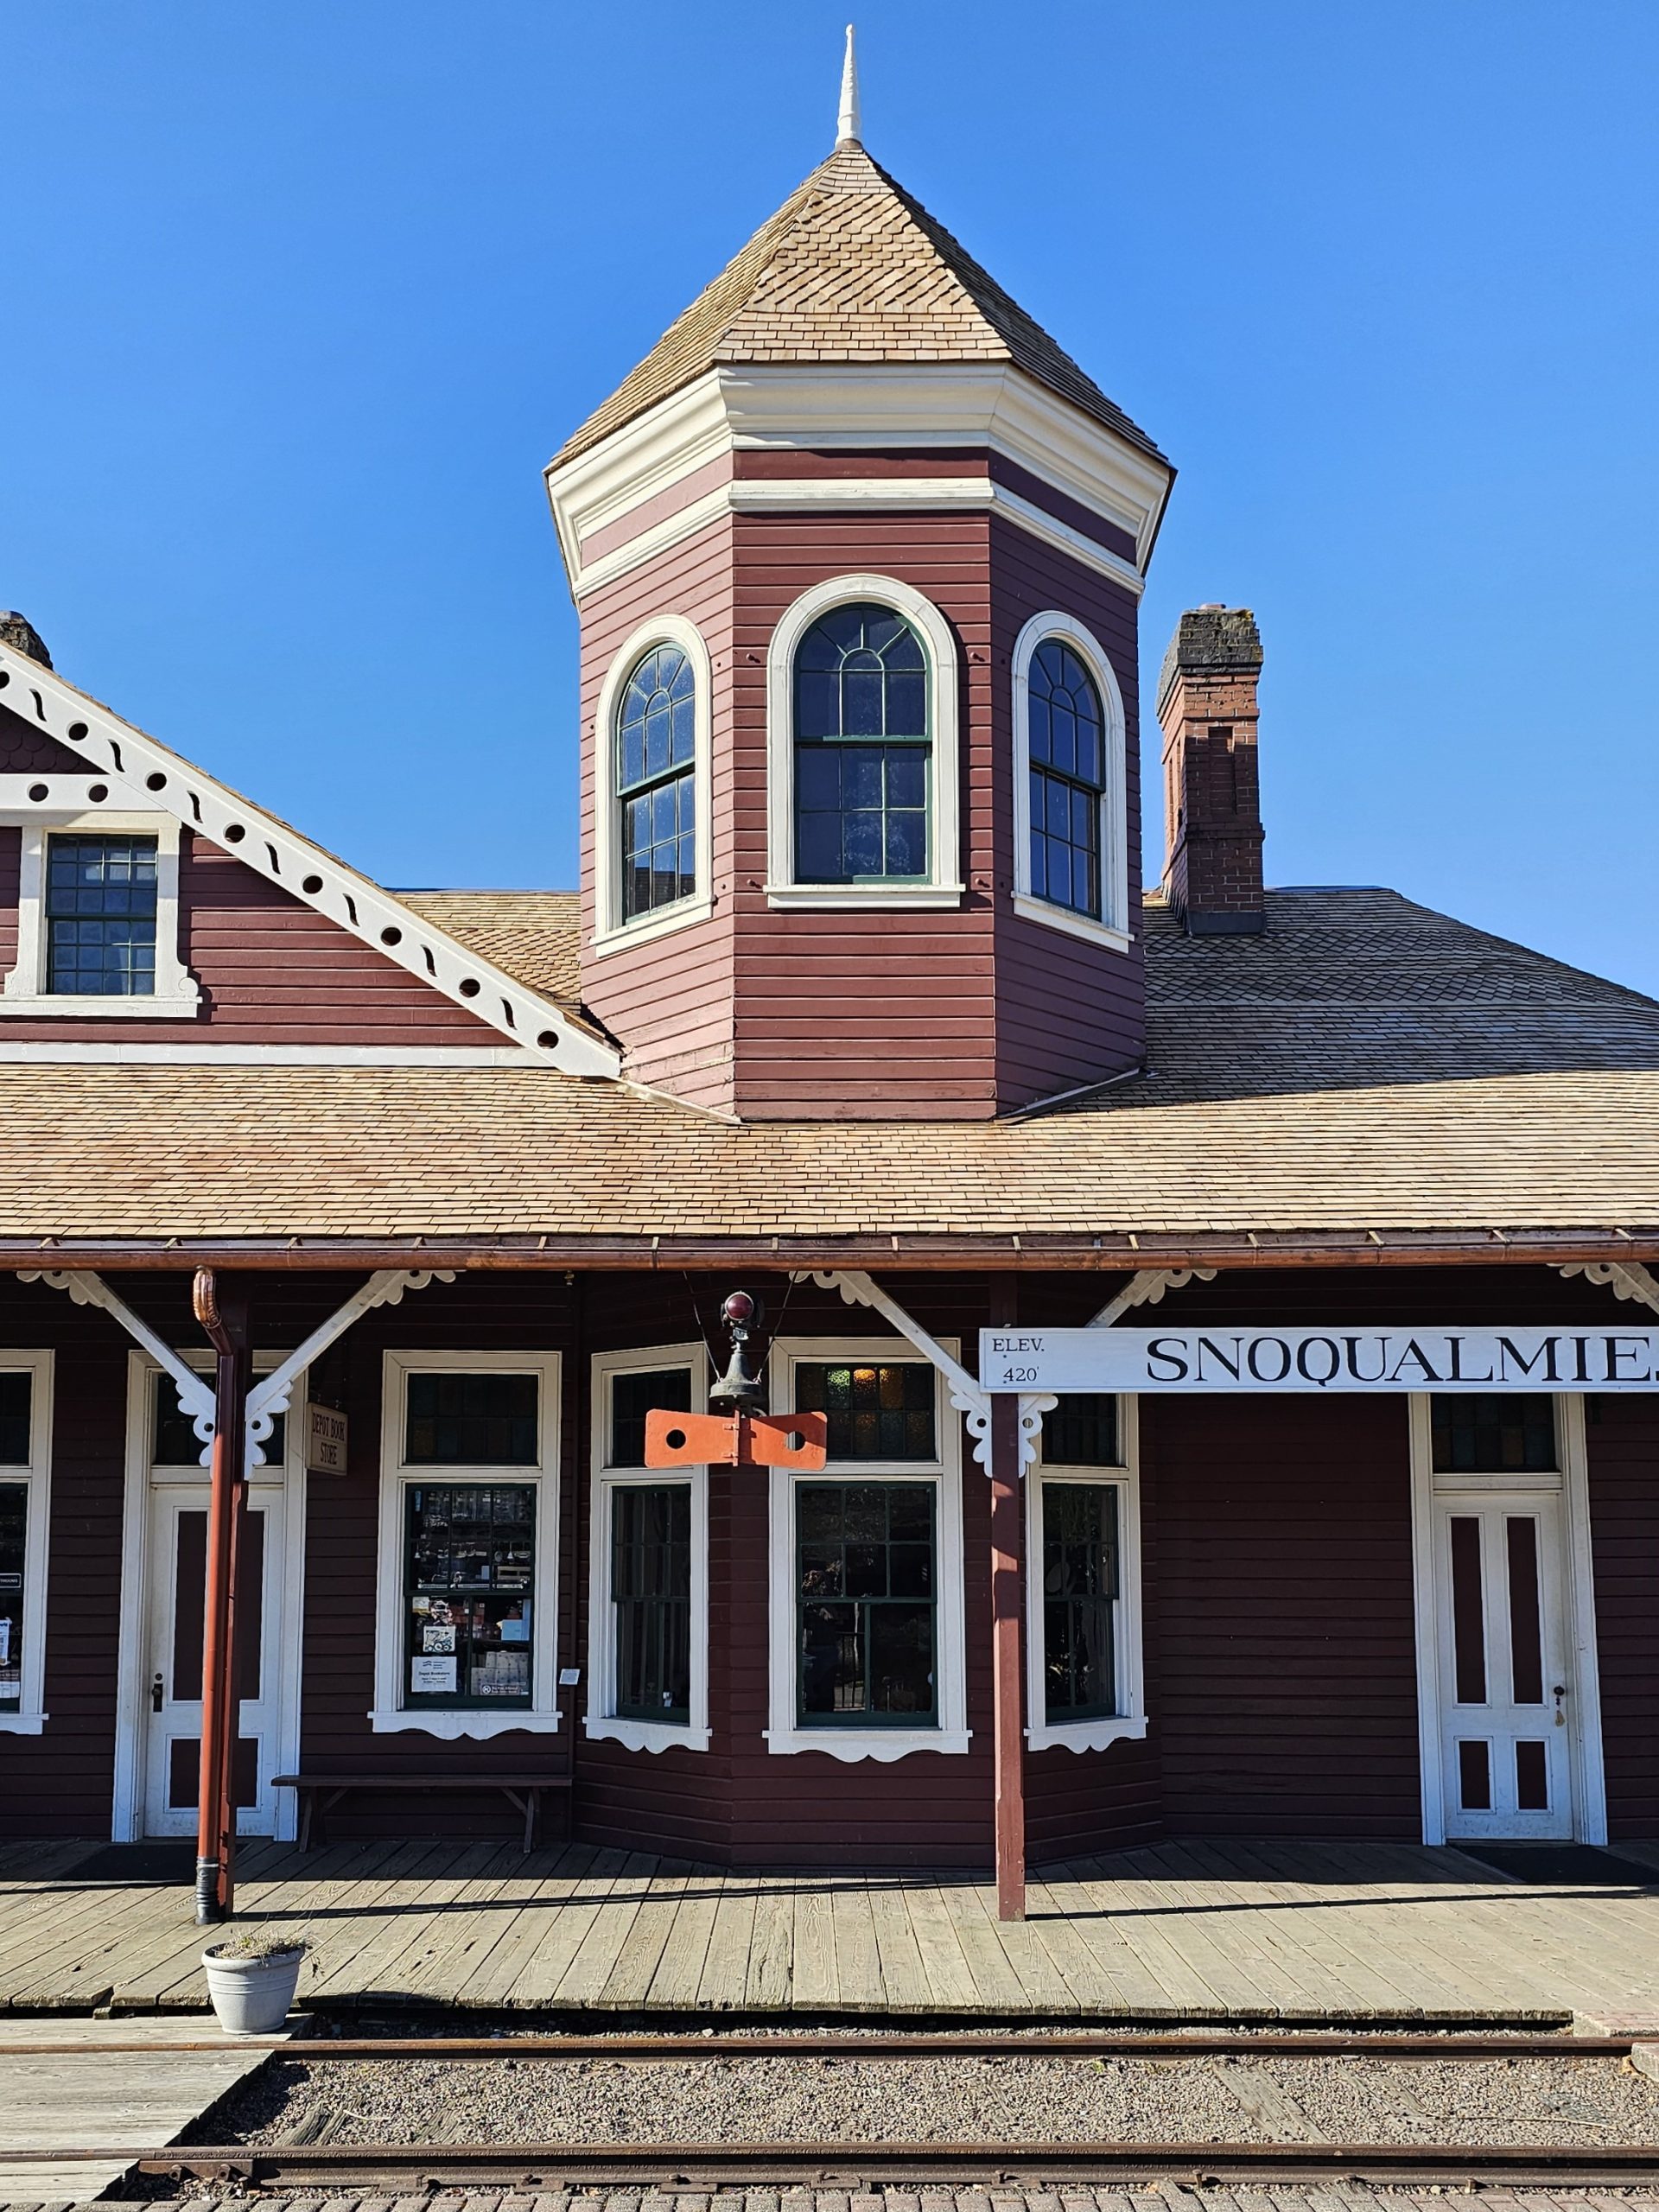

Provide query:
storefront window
left=612, top=1484, right=691, bottom=1723
left=1041, top=1482, right=1118, bottom=1722
left=796, top=1481, right=936, bottom=1725
left=404, top=1484, right=536, bottom=1707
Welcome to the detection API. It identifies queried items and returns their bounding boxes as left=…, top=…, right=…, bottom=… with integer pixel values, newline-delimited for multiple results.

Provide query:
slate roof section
left=1, top=891, right=1655, bottom=1244
left=552, top=146, right=1166, bottom=469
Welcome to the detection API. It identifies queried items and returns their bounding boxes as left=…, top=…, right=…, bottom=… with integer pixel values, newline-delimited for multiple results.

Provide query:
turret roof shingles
left=552, top=146, right=1166, bottom=468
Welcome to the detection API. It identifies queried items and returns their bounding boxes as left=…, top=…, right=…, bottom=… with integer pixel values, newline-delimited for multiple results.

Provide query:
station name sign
left=979, top=1325, right=1659, bottom=1395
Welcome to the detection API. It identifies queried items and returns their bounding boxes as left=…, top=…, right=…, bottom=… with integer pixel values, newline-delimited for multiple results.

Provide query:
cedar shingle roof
left=3, top=891, right=1656, bottom=1244
left=552, top=146, right=1166, bottom=468
left=398, top=892, right=583, bottom=1009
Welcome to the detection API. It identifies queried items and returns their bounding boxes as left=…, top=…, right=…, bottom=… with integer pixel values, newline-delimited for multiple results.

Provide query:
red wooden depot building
left=2, top=61, right=1656, bottom=1923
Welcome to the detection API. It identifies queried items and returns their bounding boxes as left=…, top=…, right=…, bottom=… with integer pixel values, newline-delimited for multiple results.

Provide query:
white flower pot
left=201, top=1943, right=305, bottom=2035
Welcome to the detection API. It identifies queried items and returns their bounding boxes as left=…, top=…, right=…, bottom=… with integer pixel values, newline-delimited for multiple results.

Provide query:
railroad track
left=3, top=2137, right=1654, bottom=2190
left=7, top=2027, right=1656, bottom=2194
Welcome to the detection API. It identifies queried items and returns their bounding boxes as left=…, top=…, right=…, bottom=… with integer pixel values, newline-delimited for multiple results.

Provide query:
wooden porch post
left=989, top=1389, right=1027, bottom=1921
left=193, top=1271, right=249, bottom=1925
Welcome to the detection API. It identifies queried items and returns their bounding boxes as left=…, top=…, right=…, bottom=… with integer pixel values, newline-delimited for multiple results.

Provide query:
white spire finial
left=836, top=23, right=861, bottom=148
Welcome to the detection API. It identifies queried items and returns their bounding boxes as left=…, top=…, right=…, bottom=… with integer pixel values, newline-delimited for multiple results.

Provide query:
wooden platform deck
left=2, top=1838, right=1658, bottom=2024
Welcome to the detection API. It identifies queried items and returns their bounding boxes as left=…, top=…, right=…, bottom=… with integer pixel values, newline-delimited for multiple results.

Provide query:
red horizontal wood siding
left=0, top=836, right=499, bottom=1046
left=1586, top=1395, right=1659, bottom=1838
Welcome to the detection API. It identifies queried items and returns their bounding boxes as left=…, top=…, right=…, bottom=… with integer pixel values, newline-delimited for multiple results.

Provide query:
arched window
left=1027, top=639, right=1106, bottom=918
left=616, top=643, right=696, bottom=920
left=1012, top=613, right=1128, bottom=945
left=793, top=602, right=930, bottom=884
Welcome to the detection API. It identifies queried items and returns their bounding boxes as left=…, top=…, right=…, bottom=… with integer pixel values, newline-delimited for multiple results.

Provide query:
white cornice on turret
left=544, top=363, right=1173, bottom=601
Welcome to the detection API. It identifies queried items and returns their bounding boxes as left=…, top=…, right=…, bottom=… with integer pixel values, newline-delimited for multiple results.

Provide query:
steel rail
left=0, top=2030, right=1631, bottom=2058
left=98, top=2139, right=1659, bottom=2189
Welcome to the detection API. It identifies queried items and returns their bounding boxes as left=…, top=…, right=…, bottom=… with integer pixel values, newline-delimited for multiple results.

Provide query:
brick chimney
left=0, top=613, right=50, bottom=668
left=1157, top=605, right=1264, bottom=935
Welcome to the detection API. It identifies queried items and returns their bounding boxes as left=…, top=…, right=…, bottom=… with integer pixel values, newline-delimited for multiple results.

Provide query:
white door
left=143, top=1484, right=284, bottom=1837
left=1434, top=1490, right=1573, bottom=1839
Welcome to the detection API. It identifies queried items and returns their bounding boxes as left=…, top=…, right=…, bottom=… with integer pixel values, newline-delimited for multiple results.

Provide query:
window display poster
left=423, top=1623, right=457, bottom=1653
left=499, top=1604, right=531, bottom=1644
left=410, top=1654, right=457, bottom=1695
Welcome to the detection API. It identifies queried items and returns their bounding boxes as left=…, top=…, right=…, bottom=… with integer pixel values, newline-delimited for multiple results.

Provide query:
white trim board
left=0, top=1351, right=53, bottom=1735
left=1023, top=1395, right=1147, bottom=1755
left=0, top=1043, right=564, bottom=1065
left=764, top=575, right=964, bottom=911
left=544, top=363, right=1172, bottom=589
left=111, top=1349, right=307, bottom=1839
left=585, top=1343, right=711, bottom=1754
left=764, top=1335, right=970, bottom=1762
left=372, top=1349, right=563, bottom=1739
left=588, top=618, right=715, bottom=958
left=1, top=813, right=201, bottom=1018
left=0, top=641, right=618, bottom=1078
left=1407, top=1392, right=1606, bottom=1847
left=1009, top=610, right=1132, bottom=953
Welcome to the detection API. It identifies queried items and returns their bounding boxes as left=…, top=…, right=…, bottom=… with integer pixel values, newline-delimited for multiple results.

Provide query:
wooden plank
left=642, top=1864, right=721, bottom=2010
left=547, top=1851, right=661, bottom=2008
left=594, top=1859, right=690, bottom=2010
left=827, top=1878, right=884, bottom=2010
left=867, top=1875, right=932, bottom=2012
left=485, top=1845, right=632, bottom=2009
left=461, top=1843, right=601, bottom=2010
left=696, top=1865, right=760, bottom=2012
left=899, top=1874, right=979, bottom=2010
left=787, top=1869, right=838, bottom=2012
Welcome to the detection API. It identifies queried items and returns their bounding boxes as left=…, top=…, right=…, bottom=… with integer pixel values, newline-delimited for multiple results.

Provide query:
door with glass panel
left=1427, top=1393, right=1575, bottom=1839
left=143, top=1483, right=284, bottom=1836
left=1434, top=1492, right=1573, bottom=1838
left=142, top=1376, right=287, bottom=1838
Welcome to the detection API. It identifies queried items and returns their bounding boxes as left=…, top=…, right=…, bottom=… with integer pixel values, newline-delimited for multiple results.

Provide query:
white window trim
left=766, top=1335, right=969, bottom=1761
left=1009, top=610, right=1132, bottom=953
left=111, top=1351, right=308, bottom=1840
left=765, top=574, right=964, bottom=910
left=372, top=1350, right=563, bottom=1738
left=0, top=1351, right=53, bottom=1735
left=1408, top=1391, right=1607, bottom=1847
left=590, top=616, right=715, bottom=956
left=586, top=1344, right=710, bottom=1753
left=1, top=812, right=202, bottom=1018
left=1024, top=1394, right=1147, bottom=1754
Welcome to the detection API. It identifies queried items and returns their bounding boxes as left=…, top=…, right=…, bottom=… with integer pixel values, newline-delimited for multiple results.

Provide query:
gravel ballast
left=192, top=2051, right=1659, bottom=2150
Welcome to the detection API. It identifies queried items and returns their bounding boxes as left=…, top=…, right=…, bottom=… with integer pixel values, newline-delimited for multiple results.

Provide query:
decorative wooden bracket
left=1558, top=1260, right=1659, bottom=1315
left=645, top=1406, right=827, bottom=1470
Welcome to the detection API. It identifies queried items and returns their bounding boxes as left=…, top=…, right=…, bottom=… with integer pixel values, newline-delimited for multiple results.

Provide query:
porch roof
left=3, top=887, right=1656, bottom=1265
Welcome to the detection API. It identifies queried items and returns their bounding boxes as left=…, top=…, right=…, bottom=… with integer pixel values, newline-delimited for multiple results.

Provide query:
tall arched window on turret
left=617, top=643, right=696, bottom=918
left=793, top=603, right=929, bottom=884
left=1012, top=611, right=1130, bottom=949
left=593, top=617, right=713, bottom=948
left=766, top=575, right=963, bottom=910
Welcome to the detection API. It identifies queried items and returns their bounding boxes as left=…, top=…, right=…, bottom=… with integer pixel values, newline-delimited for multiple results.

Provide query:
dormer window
left=591, top=618, right=714, bottom=954
left=794, top=604, right=929, bottom=884
left=1, top=810, right=200, bottom=1018
left=1011, top=612, right=1131, bottom=952
left=766, top=575, right=963, bottom=911
left=46, top=835, right=158, bottom=995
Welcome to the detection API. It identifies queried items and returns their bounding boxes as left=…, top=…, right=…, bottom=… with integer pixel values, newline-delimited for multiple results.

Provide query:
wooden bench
left=273, top=1772, right=572, bottom=1854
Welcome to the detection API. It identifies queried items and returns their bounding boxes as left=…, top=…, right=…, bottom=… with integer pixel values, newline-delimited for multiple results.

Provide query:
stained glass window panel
left=610, top=1369, right=692, bottom=1470
left=794, top=1363, right=935, bottom=1461
left=1431, top=1396, right=1557, bottom=1473
left=0, top=1376, right=29, bottom=1466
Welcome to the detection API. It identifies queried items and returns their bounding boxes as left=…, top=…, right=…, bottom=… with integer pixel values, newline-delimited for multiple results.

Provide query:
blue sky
left=4, top=3, right=1656, bottom=991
